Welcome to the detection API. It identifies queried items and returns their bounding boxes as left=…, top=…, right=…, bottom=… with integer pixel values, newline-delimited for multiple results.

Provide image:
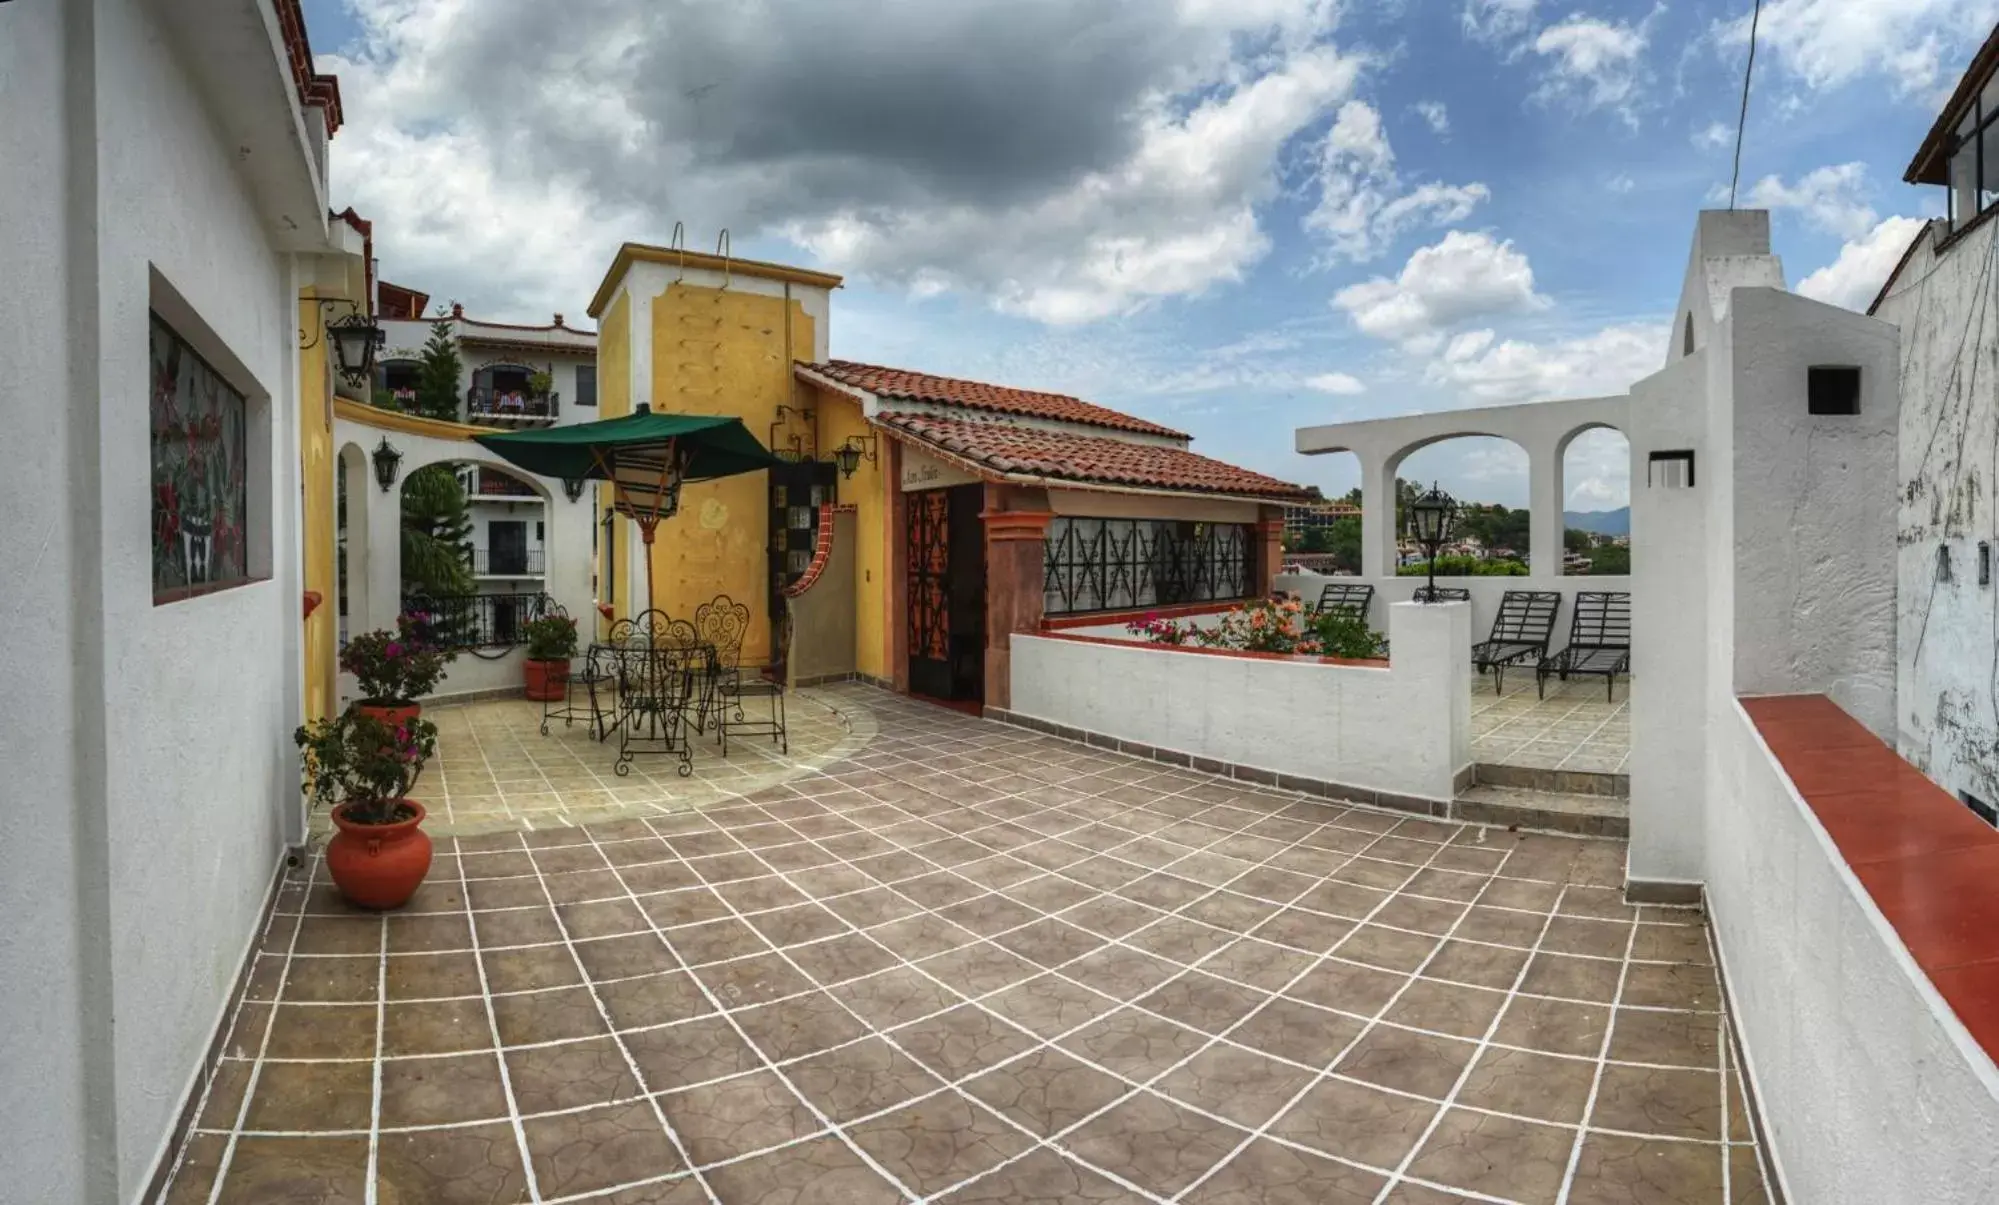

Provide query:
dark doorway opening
left=907, top=484, right=986, bottom=703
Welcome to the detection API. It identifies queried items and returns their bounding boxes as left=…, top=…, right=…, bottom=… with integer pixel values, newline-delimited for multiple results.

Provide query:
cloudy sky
left=303, top=0, right=1993, bottom=512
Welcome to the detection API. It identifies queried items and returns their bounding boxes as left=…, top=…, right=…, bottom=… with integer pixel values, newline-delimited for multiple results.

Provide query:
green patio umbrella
left=473, top=404, right=781, bottom=608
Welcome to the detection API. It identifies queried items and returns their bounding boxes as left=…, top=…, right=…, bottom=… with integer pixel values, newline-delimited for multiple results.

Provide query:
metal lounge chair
left=1471, top=590, right=1563, bottom=694
left=1314, top=582, right=1375, bottom=623
left=1538, top=590, right=1630, bottom=700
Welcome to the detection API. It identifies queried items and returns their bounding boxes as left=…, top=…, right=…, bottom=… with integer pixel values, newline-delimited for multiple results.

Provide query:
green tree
left=1588, top=543, right=1630, bottom=575
left=414, top=314, right=463, bottom=422
left=1298, top=526, right=1334, bottom=554
left=1564, top=527, right=1593, bottom=554
left=1326, top=515, right=1361, bottom=573
left=400, top=463, right=474, bottom=602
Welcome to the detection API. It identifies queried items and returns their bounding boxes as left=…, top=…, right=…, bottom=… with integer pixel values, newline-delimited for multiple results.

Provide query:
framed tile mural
left=151, top=313, right=251, bottom=601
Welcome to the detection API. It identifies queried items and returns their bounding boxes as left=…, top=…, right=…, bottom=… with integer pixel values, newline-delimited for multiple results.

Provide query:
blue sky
left=303, top=0, right=1991, bottom=511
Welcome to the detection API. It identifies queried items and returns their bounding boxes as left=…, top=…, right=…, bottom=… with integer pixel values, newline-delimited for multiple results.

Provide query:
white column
left=1528, top=440, right=1564, bottom=578
left=1363, top=449, right=1396, bottom=579
left=1385, top=600, right=1474, bottom=801
left=365, top=464, right=403, bottom=629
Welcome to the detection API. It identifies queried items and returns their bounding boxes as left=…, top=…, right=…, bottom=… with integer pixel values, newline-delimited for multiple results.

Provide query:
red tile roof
left=806, top=360, right=1188, bottom=439
left=880, top=413, right=1317, bottom=502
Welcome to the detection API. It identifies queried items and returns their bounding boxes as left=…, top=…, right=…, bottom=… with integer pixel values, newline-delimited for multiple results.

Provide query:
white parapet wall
left=1273, top=572, right=1632, bottom=650
left=1709, top=703, right=1999, bottom=1203
left=1010, top=601, right=1472, bottom=806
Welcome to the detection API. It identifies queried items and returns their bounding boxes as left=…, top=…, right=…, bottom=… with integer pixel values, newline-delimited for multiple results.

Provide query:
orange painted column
left=1256, top=508, right=1286, bottom=597
left=981, top=491, right=1055, bottom=712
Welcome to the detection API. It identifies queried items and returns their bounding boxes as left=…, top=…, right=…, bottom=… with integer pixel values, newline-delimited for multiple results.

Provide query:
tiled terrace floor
left=161, top=687, right=1761, bottom=1204
left=1471, top=676, right=1629, bottom=776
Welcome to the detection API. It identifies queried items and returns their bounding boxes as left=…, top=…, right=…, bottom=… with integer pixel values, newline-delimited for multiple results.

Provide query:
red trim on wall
left=1041, top=600, right=1249, bottom=631
left=1031, top=629, right=1388, bottom=669
left=1743, top=694, right=1999, bottom=1060
left=272, top=0, right=343, bottom=136
left=781, top=503, right=841, bottom=599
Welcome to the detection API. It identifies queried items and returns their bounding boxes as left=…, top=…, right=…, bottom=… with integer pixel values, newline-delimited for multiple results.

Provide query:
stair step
left=1474, top=761, right=1627, bottom=798
left=1450, top=784, right=1629, bottom=839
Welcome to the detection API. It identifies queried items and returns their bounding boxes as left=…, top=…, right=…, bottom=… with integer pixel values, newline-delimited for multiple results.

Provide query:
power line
left=1729, top=0, right=1763, bottom=208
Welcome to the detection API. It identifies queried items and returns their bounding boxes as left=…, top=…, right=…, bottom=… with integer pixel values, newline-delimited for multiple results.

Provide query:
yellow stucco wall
left=299, top=292, right=337, bottom=722
left=643, top=284, right=816, bottom=666
left=813, top=390, right=889, bottom=679
left=595, top=293, right=631, bottom=636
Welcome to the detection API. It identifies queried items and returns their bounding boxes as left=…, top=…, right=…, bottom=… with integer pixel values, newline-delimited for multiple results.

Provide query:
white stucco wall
left=1877, top=218, right=1999, bottom=804
left=1, top=0, right=331, bottom=1198
left=1011, top=601, right=1472, bottom=803
left=1709, top=703, right=1999, bottom=1204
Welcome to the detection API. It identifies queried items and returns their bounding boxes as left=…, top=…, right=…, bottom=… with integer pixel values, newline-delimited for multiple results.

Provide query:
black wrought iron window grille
left=1042, top=517, right=1254, bottom=615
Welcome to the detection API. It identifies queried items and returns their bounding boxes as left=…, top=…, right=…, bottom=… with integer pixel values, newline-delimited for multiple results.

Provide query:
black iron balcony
left=466, top=388, right=559, bottom=424
left=472, top=548, right=545, bottom=576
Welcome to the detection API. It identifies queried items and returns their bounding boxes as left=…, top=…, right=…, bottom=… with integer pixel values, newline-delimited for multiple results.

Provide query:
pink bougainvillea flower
left=385, top=641, right=404, bottom=658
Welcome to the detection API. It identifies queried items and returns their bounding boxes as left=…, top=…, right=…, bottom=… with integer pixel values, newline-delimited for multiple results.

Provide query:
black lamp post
left=371, top=437, right=403, bottom=492
left=1408, top=483, right=1456, bottom=602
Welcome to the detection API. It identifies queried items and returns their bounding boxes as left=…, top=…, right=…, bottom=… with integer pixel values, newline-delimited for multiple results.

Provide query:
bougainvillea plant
left=1126, top=597, right=1385, bottom=659
left=524, top=612, right=580, bottom=661
left=293, top=711, right=438, bottom=825
left=339, top=611, right=454, bottom=705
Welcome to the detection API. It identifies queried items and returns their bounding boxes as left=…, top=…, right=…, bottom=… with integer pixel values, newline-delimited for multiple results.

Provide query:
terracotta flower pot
left=326, top=801, right=433, bottom=910
left=355, top=700, right=421, bottom=728
left=524, top=657, right=570, bottom=701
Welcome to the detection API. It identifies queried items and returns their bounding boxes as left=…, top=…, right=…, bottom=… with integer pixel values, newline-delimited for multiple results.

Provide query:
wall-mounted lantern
left=371, top=437, right=403, bottom=493
left=1407, top=483, right=1458, bottom=603
left=832, top=432, right=879, bottom=479
left=562, top=477, right=587, bottom=503
left=301, top=300, right=383, bottom=390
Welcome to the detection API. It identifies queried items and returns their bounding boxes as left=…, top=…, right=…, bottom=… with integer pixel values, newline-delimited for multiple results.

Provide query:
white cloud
left=1606, top=173, right=1635, bottom=193
left=1424, top=321, right=1667, bottom=402
left=1743, top=163, right=1878, bottom=239
left=1532, top=13, right=1650, bottom=120
left=1333, top=230, right=1548, bottom=345
left=1719, top=0, right=1999, bottom=99
left=1563, top=427, right=1631, bottom=510
left=1462, top=0, right=1538, bottom=43
left=1306, top=101, right=1489, bottom=262
left=1305, top=371, right=1367, bottom=394
left=1414, top=100, right=1450, bottom=135
left=1797, top=215, right=1929, bottom=311
left=1692, top=121, right=1732, bottom=150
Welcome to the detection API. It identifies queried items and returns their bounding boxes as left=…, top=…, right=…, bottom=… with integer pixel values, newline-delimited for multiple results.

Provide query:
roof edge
left=1905, top=23, right=1999, bottom=185
left=588, top=245, right=845, bottom=317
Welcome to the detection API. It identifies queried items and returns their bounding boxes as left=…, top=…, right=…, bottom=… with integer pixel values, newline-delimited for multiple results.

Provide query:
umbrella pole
left=640, top=522, right=658, bottom=612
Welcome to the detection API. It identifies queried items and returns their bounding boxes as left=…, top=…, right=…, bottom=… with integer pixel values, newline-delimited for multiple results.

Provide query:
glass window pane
left=1953, top=145, right=1978, bottom=229
left=152, top=314, right=251, bottom=601
left=575, top=364, right=597, bottom=406
left=1983, top=119, right=1999, bottom=213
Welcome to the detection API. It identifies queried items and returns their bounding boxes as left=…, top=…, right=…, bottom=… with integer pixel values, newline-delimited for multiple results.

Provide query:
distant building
left=1282, top=500, right=1359, bottom=539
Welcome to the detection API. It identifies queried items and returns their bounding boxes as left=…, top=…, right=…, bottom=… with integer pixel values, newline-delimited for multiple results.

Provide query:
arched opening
left=335, top=441, right=370, bottom=646
left=1391, top=435, right=1530, bottom=578
left=1285, top=450, right=1363, bottom=575
left=1681, top=312, right=1695, bottom=357
left=401, top=457, right=552, bottom=648
left=1559, top=425, right=1631, bottom=576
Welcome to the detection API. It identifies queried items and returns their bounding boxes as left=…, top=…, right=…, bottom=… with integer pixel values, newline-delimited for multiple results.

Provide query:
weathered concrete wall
left=1877, top=218, right=1999, bottom=803
left=787, top=510, right=858, bottom=685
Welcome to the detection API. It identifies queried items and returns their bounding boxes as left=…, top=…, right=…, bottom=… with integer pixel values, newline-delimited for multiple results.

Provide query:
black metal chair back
left=1315, top=582, right=1375, bottom=622
left=1414, top=586, right=1470, bottom=603
left=1486, top=591, right=1563, bottom=646
left=695, top=595, right=752, bottom=672
left=1565, top=591, right=1631, bottom=650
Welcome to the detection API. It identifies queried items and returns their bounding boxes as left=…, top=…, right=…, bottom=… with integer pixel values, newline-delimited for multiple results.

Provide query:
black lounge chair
left=1538, top=590, right=1630, bottom=700
left=1314, top=582, right=1375, bottom=623
left=1471, top=590, right=1562, bottom=694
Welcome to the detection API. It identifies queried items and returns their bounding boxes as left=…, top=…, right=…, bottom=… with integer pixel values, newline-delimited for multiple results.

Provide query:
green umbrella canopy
left=471, top=405, right=781, bottom=484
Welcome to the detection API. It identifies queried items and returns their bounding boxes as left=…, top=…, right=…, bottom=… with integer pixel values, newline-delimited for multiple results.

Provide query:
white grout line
left=1554, top=895, right=1643, bottom=1203
left=202, top=857, right=316, bottom=1205
left=451, top=808, right=544, bottom=1202
left=1718, top=1003, right=1733, bottom=1203
left=365, top=910, right=387, bottom=1205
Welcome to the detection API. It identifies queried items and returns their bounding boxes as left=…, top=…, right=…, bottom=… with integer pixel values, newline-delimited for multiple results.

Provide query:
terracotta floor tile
left=1333, top=1024, right=1479, bottom=1098
left=1059, top=1091, right=1246, bottom=1197
left=1454, top=1046, right=1596, bottom=1124
left=1406, top=1107, right=1574, bottom=1204
left=622, top=1016, right=762, bottom=1091
left=788, top=1036, right=946, bottom=1123
left=702, top=1135, right=904, bottom=1205
left=379, top=1052, right=509, bottom=1128
left=847, top=1092, right=1032, bottom=1197
left=520, top=1099, right=684, bottom=1197
left=1179, top=1136, right=1384, bottom=1205
left=373, top=1123, right=530, bottom=1205
left=243, top=1059, right=373, bottom=1132
left=1270, top=1075, right=1439, bottom=1168
left=657, top=1070, right=821, bottom=1166
left=1929, top=958, right=1999, bottom=1060
left=1567, top=1132, right=1727, bottom=1204
left=1590, top=1063, right=1721, bottom=1141
left=215, top=1135, right=369, bottom=1205
left=1155, top=1042, right=1316, bottom=1128
left=964, top=1046, right=1128, bottom=1137
left=1060, top=1007, right=1210, bottom=1081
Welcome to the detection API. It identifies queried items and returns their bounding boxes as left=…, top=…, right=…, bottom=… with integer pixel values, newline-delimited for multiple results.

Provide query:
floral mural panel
left=152, top=314, right=250, bottom=600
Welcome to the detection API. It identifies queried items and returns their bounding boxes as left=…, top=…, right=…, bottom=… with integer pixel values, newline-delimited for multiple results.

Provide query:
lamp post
left=371, top=437, right=403, bottom=493
left=1408, top=483, right=1456, bottom=602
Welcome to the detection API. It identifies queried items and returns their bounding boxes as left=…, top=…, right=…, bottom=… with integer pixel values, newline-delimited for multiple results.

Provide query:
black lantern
left=300, top=300, right=382, bottom=390
left=371, top=437, right=403, bottom=492
left=1408, top=483, right=1457, bottom=602
left=562, top=477, right=587, bottom=503
left=832, top=433, right=878, bottom=479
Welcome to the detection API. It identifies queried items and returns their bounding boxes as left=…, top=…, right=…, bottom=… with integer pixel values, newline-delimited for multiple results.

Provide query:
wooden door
left=907, top=484, right=986, bottom=701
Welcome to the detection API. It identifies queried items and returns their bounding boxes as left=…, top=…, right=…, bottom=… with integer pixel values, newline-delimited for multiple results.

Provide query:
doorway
left=488, top=520, right=528, bottom=576
left=906, top=484, right=986, bottom=702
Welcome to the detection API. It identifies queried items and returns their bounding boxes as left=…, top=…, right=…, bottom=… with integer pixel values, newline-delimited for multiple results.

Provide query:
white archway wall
left=1393, top=434, right=1530, bottom=570
left=332, top=417, right=599, bottom=700
left=336, top=442, right=371, bottom=640
left=1559, top=425, right=1632, bottom=571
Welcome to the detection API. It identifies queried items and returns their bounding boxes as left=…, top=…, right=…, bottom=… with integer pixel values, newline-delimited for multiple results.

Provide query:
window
left=1946, top=80, right=1999, bottom=233
left=1647, top=449, right=1695, bottom=489
left=1807, top=366, right=1861, bottom=416
left=576, top=364, right=597, bottom=407
left=152, top=314, right=252, bottom=601
left=535, top=521, right=545, bottom=542
left=1042, top=517, right=1254, bottom=615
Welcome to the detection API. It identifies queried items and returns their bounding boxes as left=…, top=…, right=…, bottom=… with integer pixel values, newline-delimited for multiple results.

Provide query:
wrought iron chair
left=535, top=602, right=612, bottom=739
left=693, top=595, right=751, bottom=732
left=611, top=638, right=710, bottom=778
left=1537, top=591, right=1630, bottom=700
left=1313, top=582, right=1375, bottom=623
left=1471, top=590, right=1563, bottom=694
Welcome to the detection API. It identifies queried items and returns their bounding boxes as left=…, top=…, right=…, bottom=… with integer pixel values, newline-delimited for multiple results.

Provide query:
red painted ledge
left=1744, top=694, right=1999, bottom=1059
left=1033, top=629, right=1389, bottom=669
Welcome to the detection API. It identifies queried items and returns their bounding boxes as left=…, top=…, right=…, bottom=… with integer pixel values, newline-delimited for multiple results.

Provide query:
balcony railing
left=403, top=591, right=553, bottom=650
left=469, top=468, right=541, bottom=499
left=466, top=388, right=559, bottom=423
left=472, top=548, right=544, bottom=576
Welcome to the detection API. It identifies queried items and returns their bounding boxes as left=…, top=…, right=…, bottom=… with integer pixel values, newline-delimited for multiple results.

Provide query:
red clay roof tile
left=806, top=360, right=1188, bottom=439
left=880, top=413, right=1316, bottom=502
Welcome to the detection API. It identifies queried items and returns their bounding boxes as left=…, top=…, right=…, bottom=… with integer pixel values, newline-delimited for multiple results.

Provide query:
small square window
left=1647, top=449, right=1695, bottom=489
left=1808, top=366, right=1861, bottom=416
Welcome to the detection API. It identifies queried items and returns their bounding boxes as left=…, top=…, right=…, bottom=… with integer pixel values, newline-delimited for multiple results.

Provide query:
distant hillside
left=1563, top=507, right=1630, bottom=536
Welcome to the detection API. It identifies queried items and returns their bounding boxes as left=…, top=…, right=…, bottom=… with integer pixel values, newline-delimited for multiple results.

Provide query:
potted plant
left=522, top=611, right=579, bottom=701
left=527, top=368, right=554, bottom=399
left=294, top=711, right=439, bottom=909
left=342, top=611, right=453, bottom=725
